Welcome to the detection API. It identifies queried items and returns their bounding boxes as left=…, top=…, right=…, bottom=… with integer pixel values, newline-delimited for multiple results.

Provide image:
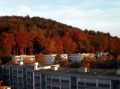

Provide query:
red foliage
left=7, top=60, right=16, bottom=64
left=15, top=28, right=30, bottom=54
left=61, top=59, right=70, bottom=68
left=0, top=33, right=15, bottom=55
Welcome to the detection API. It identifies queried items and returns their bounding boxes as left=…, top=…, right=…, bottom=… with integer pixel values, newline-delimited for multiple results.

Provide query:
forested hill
left=0, top=16, right=120, bottom=56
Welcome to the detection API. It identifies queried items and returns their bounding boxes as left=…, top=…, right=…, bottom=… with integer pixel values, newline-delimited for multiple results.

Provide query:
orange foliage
left=35, top=53, right=47, bottom=64
left=0, top=80, right=6, bottom=89
left=0, top=33, right=15, bottom=56
left=15, top=28, right=30, bottom=54
left=61, top=59, right=70, bottom=68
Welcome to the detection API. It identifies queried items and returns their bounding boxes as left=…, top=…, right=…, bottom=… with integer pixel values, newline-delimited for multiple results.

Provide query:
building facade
left=45, top=54, right=68, bottom=64
left=68, top=54, right=83, bottom=63
left=4, top=63, right=120, bottom=89
left=12, top=55, right=35, bottom=63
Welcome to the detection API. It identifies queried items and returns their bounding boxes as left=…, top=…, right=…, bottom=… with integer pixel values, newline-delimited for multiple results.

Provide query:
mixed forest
left=0, top=16, right=120, bottom=66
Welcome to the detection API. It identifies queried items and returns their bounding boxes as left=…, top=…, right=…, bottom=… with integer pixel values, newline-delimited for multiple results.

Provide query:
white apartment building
left=68, top=54, right=83, bottom=63
left=45, top=54, right=57, bottom=64
left=95, top=52, right=109, bottom=58
left=12, top=55, right=35, bottom=63
left=45, top=54, right=68, bottom=64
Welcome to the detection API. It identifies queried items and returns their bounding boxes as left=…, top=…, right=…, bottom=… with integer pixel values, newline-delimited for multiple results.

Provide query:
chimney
left=34, top=62, right=38, bottom=70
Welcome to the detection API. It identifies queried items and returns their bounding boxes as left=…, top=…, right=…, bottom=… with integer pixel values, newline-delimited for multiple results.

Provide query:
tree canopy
left=0, top=16, right=119, bottom=56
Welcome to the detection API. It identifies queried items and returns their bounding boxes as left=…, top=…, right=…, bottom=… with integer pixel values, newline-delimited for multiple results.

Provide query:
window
left=18, top=70, right=22, bottom=73
left=18, top=77, right=22, bottom=80
left=35, top=76, right=40, bottom=79
left=13, top=70, right=17, bottom=73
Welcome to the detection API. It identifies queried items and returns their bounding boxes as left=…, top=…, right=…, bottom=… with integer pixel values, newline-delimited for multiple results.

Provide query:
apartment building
left=68, top=54, right=83, bottom=63
left=4, top=62, right=120, bottom=89
left=45, top=54, right=68, bottom=64
left=81, top=53, right=95, bottom=58
left=44, top=54, right=57, bottom=64
left=12, top=55, right=35, bottom=63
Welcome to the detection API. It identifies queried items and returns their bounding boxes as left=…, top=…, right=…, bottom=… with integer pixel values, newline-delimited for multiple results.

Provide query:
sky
left=0, top=0, right=120, bottom=37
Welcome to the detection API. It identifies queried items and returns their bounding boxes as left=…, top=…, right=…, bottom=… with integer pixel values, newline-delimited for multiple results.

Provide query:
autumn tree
left=62, top=37, right=76, bottom=54
left=74, top=32, right=89, bottom=53
left=35, top=53, right=47, bottom=64
left=15, top=25, right=30, bottom=54
left=61, top=59, right=70, bottom=68
left=29, top=30, right=38, bottom=54
left=107, top=55, right=114, bottom=60
left=97, top=56, right=107, bottom=68
left=35, top=33, right=46, bottom=53
left=44, top=38, right=56, bottom=53
left=80, top=57, right=91, bottom=68
left=107, top=59, right=119, bottom=69
left=7, top=60, right=16, bottom=64
left=0, top=80, right=6, bottom=89
left=117, top=55, right=120, bottom=61
left=54, top=54, right=62, bottom=64
left=0, top=33, right=15, bottom=56
left=23, top=57, right=31, bottom=64
left=53, top=37, right=63, bottom=54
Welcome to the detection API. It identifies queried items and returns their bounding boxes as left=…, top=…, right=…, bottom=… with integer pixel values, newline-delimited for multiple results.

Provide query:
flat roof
left=35, top=68, right=120, bottom=80
left=4, top=64, right=120, bottom=80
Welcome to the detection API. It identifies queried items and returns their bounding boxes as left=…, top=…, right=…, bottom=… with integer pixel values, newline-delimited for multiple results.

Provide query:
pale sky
left=0, top=0, right=120, bottom=37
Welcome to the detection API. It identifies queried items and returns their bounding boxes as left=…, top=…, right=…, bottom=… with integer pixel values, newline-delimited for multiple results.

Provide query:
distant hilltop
left=0, top=16, right=120, bottom=56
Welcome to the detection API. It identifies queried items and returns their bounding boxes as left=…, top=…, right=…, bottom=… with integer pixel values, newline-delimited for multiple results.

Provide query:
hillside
left=0, top=16, right=120, bottom=56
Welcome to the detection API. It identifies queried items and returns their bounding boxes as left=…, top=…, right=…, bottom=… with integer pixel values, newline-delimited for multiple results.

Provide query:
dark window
left=86, top=82, right=96, bottom=86
left=18, top=77, right=22, bottom=80
left=78, top=82, right=84, bottom=85
left=13, top=70, right=17, bottom=73
left=35, top=76, right=40, bottom=79
left=6, top=69, right=9, bottom=72
left=27, top=71, right=31, bottom=74
left=61, top=80, right=69, bottom=83
left=27, top=78, right=31, bottom=81
left=47, top=78, right=51, bottom=81
left=98, top=84, right=110, bottom=88
left=13, top=76, right=17, bottom=79
left=78, top=86, right=86, bottom=89
left=35, top=83, right=40, bottom=87
left=47, top=86, right=51, bottom=89
left=52, top=79, right=59, bottom=82
left=52, top=86, right=60, bottom=89
left=19, top=83, right=23, bottom=86
left=18, top=70, right=22, bottom=73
